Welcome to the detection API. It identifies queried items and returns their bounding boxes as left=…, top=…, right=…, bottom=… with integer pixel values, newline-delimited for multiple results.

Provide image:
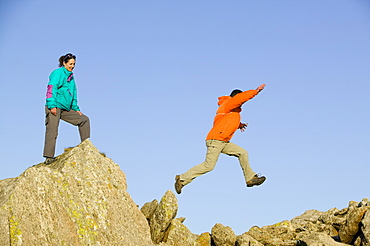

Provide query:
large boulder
left=0, top=139, right=153, bottom=246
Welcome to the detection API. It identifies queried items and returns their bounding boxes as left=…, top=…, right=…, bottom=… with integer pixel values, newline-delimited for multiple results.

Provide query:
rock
left=211, top=223, right=237, bottom=246
left=354, top=236, right=362, bottom=246
left=150, top=189, right=178, bottom=244
left=290, top=209, right=340, bottom=238
left=162, top=218, right=199, bottom=246
left=339, top=201, right=367, bottom=244
left=318, top=208, right=346, bottom=233
left=358, top=203, right=370, bottom=245
left=359, top=198, right=370, bottom=207
left=0, top=139, right=153, bottom=246
left=262, top=238, right=298, bottom=246
left=298, top=232, right=349, bottom=246
left=291, top=210, right=324, bottom=230
left=196, top=232, right=212, bottom=246
left=246, top=221, right=297, bottom=244
left=177, top=217, right=186, bottom=223
left=141, top=199, right=158, bottom=223
left=236, top=233, right=263, bottom=246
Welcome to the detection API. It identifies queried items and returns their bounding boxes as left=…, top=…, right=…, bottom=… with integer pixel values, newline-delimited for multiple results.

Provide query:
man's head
left=230, top=89, right=243, bottom=97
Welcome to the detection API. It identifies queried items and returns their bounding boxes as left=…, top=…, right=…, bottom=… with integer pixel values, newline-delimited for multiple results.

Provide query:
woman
left=43, top=53, right=90, bottom=164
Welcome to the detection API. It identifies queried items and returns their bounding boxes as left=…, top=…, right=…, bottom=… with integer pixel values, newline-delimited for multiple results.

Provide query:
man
left=174, top=84, right=266, bottom=194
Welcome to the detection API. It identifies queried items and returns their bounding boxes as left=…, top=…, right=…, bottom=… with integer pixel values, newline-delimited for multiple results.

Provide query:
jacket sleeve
left=45, top=70, right=61, bottom=109
left=225, top=90, right=259, bottom=111
left=71, top=84, right=80, bottom=111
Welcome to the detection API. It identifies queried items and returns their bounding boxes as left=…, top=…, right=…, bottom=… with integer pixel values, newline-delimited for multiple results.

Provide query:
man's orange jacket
left=206, top=89, right=259, bottom=142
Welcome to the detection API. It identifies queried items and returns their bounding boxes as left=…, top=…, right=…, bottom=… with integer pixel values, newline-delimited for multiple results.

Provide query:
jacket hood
left=217, top=96, right=231, bottom=105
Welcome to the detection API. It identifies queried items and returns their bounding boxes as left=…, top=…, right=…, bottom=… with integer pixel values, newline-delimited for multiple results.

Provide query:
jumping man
left=174, top=84, right=266, bottom=194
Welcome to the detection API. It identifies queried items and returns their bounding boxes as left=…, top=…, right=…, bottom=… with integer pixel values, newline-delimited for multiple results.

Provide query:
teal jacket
left=45, top=67, right=80, bottom=111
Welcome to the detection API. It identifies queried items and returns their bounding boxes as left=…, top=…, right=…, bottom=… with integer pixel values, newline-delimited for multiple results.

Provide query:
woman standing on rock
left=43, top=53, right=90, bottom=164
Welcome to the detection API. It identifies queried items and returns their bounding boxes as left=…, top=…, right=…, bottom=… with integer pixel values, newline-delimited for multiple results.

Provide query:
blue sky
left=1, top=0, right=369, bottom=235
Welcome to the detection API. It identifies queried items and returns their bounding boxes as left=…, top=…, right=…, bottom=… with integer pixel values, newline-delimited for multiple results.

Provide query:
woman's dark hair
left=230, top=89, right=243, bottom=97
left=58, top=53, right=76, bottom=67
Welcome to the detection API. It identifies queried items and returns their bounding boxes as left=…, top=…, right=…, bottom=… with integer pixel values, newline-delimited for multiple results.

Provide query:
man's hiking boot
left=44, top=157, right=56, bottom=165
left=247, top=174, right=266, bottom=187
left=174, top=175, right=184, bottom=194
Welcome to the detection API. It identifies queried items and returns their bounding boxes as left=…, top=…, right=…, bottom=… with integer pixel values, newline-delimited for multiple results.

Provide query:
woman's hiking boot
left=44, top=157, right=56, bottom=165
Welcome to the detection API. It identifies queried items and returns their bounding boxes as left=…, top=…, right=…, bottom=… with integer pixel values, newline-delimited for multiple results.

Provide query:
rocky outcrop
left=239, top=199, right=369, bottom=246
left=141, top=195, right=369, bottom=246
left=0, top=139, right=369, bottom=246
left=0, top=139, right=152, bottom=246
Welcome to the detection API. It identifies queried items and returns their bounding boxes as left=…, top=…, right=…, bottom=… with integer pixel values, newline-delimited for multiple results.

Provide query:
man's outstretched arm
left=226, top=84, right=266, bottom=110
left=256, top=84, right=266, bottom=93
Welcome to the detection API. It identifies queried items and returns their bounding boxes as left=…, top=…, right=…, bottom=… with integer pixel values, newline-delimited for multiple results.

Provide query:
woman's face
left=63, top=58, right=75, bottom=72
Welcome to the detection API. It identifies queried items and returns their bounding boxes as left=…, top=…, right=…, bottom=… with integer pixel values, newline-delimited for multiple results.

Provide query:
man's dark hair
left=230, top=89, right=243, bottom=97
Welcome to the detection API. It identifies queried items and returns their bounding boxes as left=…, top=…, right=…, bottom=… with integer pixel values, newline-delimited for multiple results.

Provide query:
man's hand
left=76, top=111, right=83, bottom=116
left=256, top=84, right=266, bottom=93
left=239, top=123, right=248, bottom=132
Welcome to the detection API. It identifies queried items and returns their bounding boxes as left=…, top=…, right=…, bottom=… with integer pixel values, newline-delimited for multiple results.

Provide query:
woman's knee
left=80, top=114, right=90, bottom=125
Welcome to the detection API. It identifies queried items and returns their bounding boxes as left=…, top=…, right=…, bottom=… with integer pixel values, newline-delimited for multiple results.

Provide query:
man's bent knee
left=202, top=161, right=217, bottom=172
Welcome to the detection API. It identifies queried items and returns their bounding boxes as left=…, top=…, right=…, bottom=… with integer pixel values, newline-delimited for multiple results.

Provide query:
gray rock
left=150, top=190, right=178, bottom=244
left=291, top=210, right=324, bottom=229
left=236, top=233, right=263, bottom=246
left=141, top=199, right=159, bottom=223
left=211, top=223, right=237, bottom=246
left=162, top=218, right=198, bottom=246
left=318, top=207, right=346, bottom=233
left=298, top=232, right=348, bottom=246
left=359, top=198, right=370, bottom=207
left=359, top=206, right=370, bottom=246
left=0, top=139, right=153, bottom=246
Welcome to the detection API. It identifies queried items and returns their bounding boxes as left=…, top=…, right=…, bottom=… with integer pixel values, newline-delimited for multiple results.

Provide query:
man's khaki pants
left=43, top=107, right=90, bottom=158
left=180, top=140, right=256, bottom=185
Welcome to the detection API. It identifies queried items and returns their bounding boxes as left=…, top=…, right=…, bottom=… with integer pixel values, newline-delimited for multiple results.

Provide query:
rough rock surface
left=0, top=139, right=152, bottom=246
left=162, top=218, right=198, bottom=246
left=141, top=199, right=159, bottom=223
left=360, top=199, right=370, bottom=246
left=339, top=201, right=367, bottom=244
left=211, top=223, right=237, bottom=246
left=297, top=232, right=348, bottom=245
left=149, top=190, right=178, bottom=244
left=237, top=233, right=264, bottom=246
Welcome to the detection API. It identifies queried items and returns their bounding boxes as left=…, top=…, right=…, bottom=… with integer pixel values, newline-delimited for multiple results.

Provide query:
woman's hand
left=50, top=108, right=57, bottom=116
